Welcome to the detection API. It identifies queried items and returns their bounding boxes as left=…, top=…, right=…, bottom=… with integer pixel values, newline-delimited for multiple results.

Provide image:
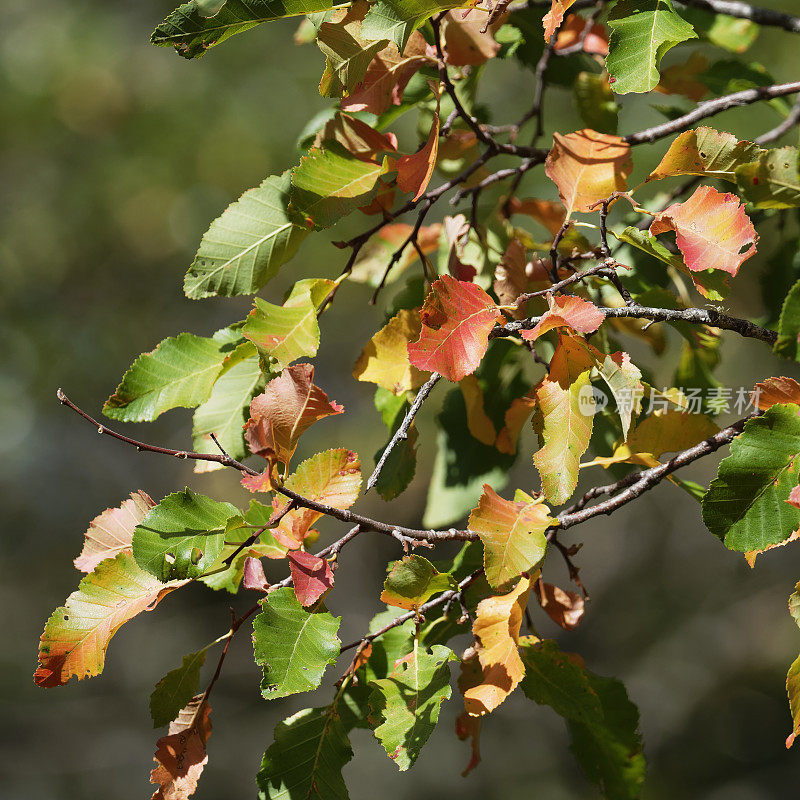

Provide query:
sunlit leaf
left=521, top=293, right=605, bottom=342
left=380, top=555, right=457, bottom=609
left=396, top=109, right=439, bottom=201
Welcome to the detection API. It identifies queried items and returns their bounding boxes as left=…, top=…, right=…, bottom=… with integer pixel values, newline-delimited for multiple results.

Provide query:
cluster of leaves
left=36, top=0, right=800, bottom=797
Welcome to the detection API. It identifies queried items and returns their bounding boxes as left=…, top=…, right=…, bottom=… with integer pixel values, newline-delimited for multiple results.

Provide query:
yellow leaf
left=460, top=375, right=498, bottom=446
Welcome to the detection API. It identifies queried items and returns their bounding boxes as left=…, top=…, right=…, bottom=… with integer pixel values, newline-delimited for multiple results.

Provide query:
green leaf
left=153, top=0, right=339, bottom=58
left=192, top=351, right=265, bottom=464
left=368, top=643, right=456, bottom=770
left=615, top=225, right=730, bottom=301
left=290, top=144, right=386, bottom=230
left=702, top=404, right=800, bottom=552
left=789, top=582, right=800, bottom=630
left=184, top=172, right=309, bottom=299
left=243, top=295, right=320, bottom=371
left=373, top=391, right=418, bottom=501
left=573, top=72, right=618, bottom=135
left=360, top=0, right=475, bottom=51
left=605, top=0, right=696, bottom=95
left=520, top=639, right=646, bottom=800
left=680, top=7, right=758, bottom=53
left=736, top=147, right=800, bottom=209
left=256, top=706, right=353, bottom=800
left=380, top=555, right=457, bottom=610
left=149, top=649, right=207, bottom=728
left=787, top=653, right=800, bottom=748
left=317, top=20, right=387, bottom=97
left=252, top=587, right=341, bottom=699
left=103, top=332, right=230, bottom=422
left=775, top=278, right=800, bottom=361
left=132, top=489, right=239, bottom=581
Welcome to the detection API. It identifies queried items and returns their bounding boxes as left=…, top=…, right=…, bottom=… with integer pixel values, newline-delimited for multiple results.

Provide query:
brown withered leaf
left=534, top=580, right=585, bottom=630
left=150, top=696, right=212, bottom=800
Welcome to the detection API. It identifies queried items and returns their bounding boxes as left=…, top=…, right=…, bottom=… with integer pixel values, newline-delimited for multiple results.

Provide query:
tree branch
left=679, top=0, right=800, bottom=32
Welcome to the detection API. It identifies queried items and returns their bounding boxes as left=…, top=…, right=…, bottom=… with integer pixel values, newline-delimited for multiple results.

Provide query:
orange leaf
left=503, top=197, right=566, bottom=235
left=495, top=391, right=537, bottom=455
left=396, top=110, right=440, bottom=201
left=408, top=275, right=502, bottom=382
left=533, top=581, right=585, bottom=630
left=649, top=185, right=758, bottom=276
left=543, top=0, right=577, bottom=40
left=35, top=552, right=186, bottom=687
left=315, top=113, right=397, bottom=162
left=464, top=574, right=531, bottom=715
left=74, top=490, right=155, bottom=573
left=150, top=697, right=212, bottom=800
left=521, top=293, right=605, bottom=342
left=752, top=376, right=800, bottom=411
left=460, top=375, right=498, bottom=446
left=272, top=449, right=362, bottom=548
left=243, top=364, right=343, bottom=469
left=442, top=11, right=501, bottom=65
left=545, top=129, right=632, bottom=216
left=353, top=308, right=428, bottom=394
left=287, top=550, right=335, bottom=606
left=343, top=32, right=433, bottom=115
left=554, top=14, right=609, bottom=55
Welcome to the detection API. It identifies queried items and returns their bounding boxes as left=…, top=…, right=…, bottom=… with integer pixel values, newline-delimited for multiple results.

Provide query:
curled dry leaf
left=534, top=581, right=585, bottom=630
left=752, top=376, right=800, bottom=411
left=545, top=129, right=632, bottom=216
left=408, top=275, right=503, bottom=382
left=150, top=697, right=212, bottom=800
left=649, top=186, right=758, bottom=276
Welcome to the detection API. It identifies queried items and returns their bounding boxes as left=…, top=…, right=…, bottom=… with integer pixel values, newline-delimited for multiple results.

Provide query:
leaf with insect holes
left=252, top=587, right=341, bottom=699
left=736, top=147, right=800, bottom=209
left=244, top=363, right=344, bottom=469
left=545, top=130, right=632, bottom=216
left=152, top=0, right=339, bottom=58
left=543, top=0, right=576, bottom=40
left=646, top=126, right=763, bottom=183
left=183, top=172, right=309, bottom=299
left=354, top=309, right=428, bottom=394
left=291, top=143, right=387, bottom=230
left=522, top=294, right=605, bottom=342
left=74, top=491, right=155, bottom=573
left=150, top=650, right=207, bottom=729
left=468, top=485, right=551, bottom=590
left=464, top=574, right=531, bottom=716
left=34, top=552, right=186, bottom=687
left=271, top=449, right=362, bottom=548
left=396, top=110, right=439, bottom=201
left=288, top=550, right=335, bottom=606
left=649, top=185, right=757, bottom=276
left=132, top=489, right=239, bottom=582
left=256, top=706, right=353, bottom=800
left=103, top=332, right=232, bottom=422
left=149, top=696, right=212, bottom=800
left=703, top=404, right=800, bottom=553
left=368, top=644, right=456, bottom=770
left=408, top=275, right=503, bottom=382
left=519, top=639, right=646, bottom=798
left=342, top=31, right=432, bottom=115
left=380, top=555, right=457, bottom=610
left=605, top=0, right=696, bottom=94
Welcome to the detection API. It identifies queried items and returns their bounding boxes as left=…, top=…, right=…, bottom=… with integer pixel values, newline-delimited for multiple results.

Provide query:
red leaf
left=244, top=364, right=343, bottom=470
left=396, top=110, right=439, bottom=201
left=521, top=294, right=605, bottom=342
left=543, top=0, right=577, bottom=40
left=150, top=697, right=212, bottom=800
left=288, top=550, right=335, bottom=606
left=649, top=185, right=758, bottom=276
left=243, top=557, right=270, bottom=592
left=408, top=275, right=502, bottom=382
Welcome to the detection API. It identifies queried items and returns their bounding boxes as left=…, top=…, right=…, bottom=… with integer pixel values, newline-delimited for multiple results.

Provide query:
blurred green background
left=3, top=0, right=800, bottom=797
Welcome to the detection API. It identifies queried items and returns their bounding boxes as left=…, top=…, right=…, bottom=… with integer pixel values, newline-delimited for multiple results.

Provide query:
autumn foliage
left=35, top=0, right=800, bottom=798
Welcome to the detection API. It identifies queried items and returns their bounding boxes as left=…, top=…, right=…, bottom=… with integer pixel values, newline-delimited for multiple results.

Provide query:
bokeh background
left=3, top=0, right=800, bottom=797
